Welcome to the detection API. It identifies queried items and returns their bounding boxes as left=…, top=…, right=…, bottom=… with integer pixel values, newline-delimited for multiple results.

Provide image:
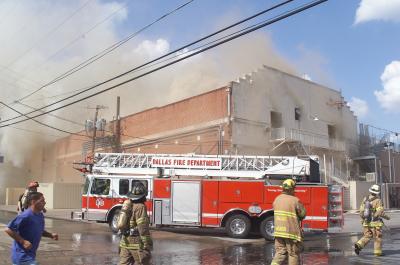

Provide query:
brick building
left=28, top=66, right=358, bottom=186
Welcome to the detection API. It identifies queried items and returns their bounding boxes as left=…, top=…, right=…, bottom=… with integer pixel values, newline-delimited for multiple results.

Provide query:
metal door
left=153, top=199, right=172, bottom=225
left=171, top=181, right=201, bottom=224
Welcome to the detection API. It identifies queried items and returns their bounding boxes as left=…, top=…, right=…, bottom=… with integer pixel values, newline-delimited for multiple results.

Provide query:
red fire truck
left=72, top=153, right=343, bottom=240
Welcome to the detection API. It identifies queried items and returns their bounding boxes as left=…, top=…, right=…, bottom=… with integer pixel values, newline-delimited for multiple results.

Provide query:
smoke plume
left=0, top=0, right=301, bottom=189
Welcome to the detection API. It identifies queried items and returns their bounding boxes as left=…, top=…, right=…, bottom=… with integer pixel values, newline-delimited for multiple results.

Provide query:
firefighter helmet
left=28, top=181, right=39, bottom=189
left=369, top=184, right=380, bottom=195
left=282, top=179, right=296, bottom=190
left=127, top=182, right=148, bottom=200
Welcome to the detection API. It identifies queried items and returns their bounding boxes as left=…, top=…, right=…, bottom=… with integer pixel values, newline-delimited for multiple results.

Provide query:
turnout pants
left=119, top=248, right=151, bottom=265
left=271, top=237, right=303, bottom=265
left=356, top=226, right=383, bottom=256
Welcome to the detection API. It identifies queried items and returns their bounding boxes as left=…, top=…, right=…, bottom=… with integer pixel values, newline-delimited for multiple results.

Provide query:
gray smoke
left=0, top=1, right=324, bottom=190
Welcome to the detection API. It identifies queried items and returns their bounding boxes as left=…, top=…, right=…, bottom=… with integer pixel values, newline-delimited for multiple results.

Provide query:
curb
left=0, top=209, right=89, bottom=223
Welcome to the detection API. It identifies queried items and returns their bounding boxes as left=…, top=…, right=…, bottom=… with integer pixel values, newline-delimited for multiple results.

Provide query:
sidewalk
left=339, top=209, right=400, bottom=234
left=0, top=205, right=81, bottom=221
left=1, top=204, right=400, bottom=234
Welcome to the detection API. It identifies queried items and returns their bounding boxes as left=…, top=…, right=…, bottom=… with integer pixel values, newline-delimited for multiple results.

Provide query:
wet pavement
left=1, top=210, right=400, bottom=264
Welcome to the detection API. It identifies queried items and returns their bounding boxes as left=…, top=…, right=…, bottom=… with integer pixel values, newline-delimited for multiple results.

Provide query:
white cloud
left=355, top=0, right=400, bottom=24
left=134, top=39, right=170, bottom=59
left=348, top=97, right=368, bottom=118
left=374, top=61, right=400, bottom=112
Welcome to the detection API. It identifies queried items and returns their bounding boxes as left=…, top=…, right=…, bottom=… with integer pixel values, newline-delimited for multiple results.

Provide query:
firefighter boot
left=354, top=243, right=361, bottom=255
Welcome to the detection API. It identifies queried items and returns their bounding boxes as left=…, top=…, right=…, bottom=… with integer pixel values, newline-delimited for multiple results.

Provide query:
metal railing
left=271, top=127, right=345, bottom=151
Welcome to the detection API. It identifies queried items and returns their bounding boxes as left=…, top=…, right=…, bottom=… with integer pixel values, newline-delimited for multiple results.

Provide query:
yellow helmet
left=282, top=179, right=296, bottom=190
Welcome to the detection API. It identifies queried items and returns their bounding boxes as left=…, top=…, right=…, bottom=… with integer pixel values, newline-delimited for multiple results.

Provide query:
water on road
left=1, top=211, right=399, bottom=264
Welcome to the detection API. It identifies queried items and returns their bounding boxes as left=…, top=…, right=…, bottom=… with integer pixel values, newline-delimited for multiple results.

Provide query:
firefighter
left=17, top=181, right=39, bottom=213
left=355, top=184, right=390, bottom=256
left=117, top=182, right=153, bottom=265
left=271, top=179, right=306, bottom=265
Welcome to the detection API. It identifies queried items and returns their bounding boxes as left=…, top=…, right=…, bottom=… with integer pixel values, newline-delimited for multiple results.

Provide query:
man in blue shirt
left=5, top=192, right=58, bottom=265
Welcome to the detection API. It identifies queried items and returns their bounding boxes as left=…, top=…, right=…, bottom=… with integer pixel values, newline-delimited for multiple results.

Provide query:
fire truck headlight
left=248, top=205, right=262, bottom=214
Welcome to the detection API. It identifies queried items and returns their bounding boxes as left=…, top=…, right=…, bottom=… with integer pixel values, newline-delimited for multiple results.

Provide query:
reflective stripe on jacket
left=120, top=202, right=153, bottom=250
left=359, top=195, right=385, bottom=227
left=273, top=193, right=306, bottom=242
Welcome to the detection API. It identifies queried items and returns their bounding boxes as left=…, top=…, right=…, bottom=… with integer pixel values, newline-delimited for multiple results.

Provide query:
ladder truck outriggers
left=72, top=153, right=343, bottom=240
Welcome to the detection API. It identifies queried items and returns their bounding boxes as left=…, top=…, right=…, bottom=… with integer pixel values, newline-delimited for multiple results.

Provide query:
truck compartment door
left=201, top=181, right=219, bottom=226
left=171, top=181, right=201, bottom=224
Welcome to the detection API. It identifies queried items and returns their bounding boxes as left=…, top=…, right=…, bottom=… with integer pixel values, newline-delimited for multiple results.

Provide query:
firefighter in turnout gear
left=117, top=181, right=153, bottom=265
left=271, top=179, right=306, bottom=265
left=355, top=184, right=390, bottom=256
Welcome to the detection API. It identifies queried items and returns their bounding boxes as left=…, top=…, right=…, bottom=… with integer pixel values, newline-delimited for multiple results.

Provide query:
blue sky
left=113, top=0, right=400, bottom=135
left=0, top=0, right=399, bottom=151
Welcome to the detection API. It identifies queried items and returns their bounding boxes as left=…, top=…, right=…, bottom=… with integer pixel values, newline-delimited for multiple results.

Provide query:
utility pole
left=115, top=97, right=122, bottom=152
left=91, top=105, right=106, bottom=157
left=388, top=146, right=392, bottom=183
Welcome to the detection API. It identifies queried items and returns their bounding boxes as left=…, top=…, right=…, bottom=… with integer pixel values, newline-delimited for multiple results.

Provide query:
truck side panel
left=219, top=181, right=264, bottom=203
left=263, top=185, right=329, bottom=231
left=303, top=187, right=328, bottom=230
left=201, top=180, right=219, bottom=226
left=153, top=179, right=171, bottom=198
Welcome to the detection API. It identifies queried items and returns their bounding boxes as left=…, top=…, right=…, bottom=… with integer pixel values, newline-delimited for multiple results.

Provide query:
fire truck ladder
left=92, top=153, right=317, bottom=179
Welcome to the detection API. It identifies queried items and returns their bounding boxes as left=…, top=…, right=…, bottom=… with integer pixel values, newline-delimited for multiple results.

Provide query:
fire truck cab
left=73, top=153, right=343, bottom=240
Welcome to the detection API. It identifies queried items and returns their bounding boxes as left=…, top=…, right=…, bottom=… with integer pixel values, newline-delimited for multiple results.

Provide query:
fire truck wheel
left=260, top=216, right=274, bottom=241
left=109, top=209, right=121, bottom=233
left=225, top=214, right=251, bottom=238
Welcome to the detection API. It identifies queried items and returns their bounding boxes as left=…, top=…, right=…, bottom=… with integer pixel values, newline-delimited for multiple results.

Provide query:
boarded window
left=328, top=124, right=336, bottom=139
left=271, top=111, right=282, bottom=128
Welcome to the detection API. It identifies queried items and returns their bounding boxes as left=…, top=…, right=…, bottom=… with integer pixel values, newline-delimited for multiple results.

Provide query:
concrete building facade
left=27, top=66, right=358, bottom=189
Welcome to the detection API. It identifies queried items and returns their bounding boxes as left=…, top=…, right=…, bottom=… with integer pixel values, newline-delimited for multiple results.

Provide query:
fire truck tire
left=109, top=209, right=121, bottom=233
left=225, top=214, right=251, bottom=238
left=260, top=216, right=274, bottom=241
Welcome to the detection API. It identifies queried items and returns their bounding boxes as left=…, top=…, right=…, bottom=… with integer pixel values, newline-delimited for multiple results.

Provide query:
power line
left=8, top=126, right=87, bottom=141
left=2, top=0, right=93, bottom=69
left=0, top=101, right=88, bottom=137
left=0, top=0, right=327, bottom=128
left=364, top=124, right=399, bottom=137
left=0, top=1, right=20, bottom=26
left=0, top=0, right=294, bottom=124
left=15, top=101, right=84, bottom=127
left=10, top=0, right=194, bottom=104
left=5, top=99, right=222, bottom=146
left=23, top=0, right=129, bottom=82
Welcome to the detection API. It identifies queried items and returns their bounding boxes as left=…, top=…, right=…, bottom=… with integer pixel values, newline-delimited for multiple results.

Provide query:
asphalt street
left=1, top=210, right=399, bottom=265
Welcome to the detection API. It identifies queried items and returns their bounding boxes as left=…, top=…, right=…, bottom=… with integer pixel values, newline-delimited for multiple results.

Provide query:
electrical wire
left=0, top=0, right=326, bottom=129
left=24, top=0, right=129, bottom=79
left=0, top=101, right=88, bottom=137
left=4, top=100, right=227, bottom=148
left=9, top=0, right=194, bottom=104
left=15, top=101, right=85, bottom=126
left=0, top=0, right=295, bottom=124
left=8, top=126, right=87, bottom=141
left=2, top=0, right=93, bottom=69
